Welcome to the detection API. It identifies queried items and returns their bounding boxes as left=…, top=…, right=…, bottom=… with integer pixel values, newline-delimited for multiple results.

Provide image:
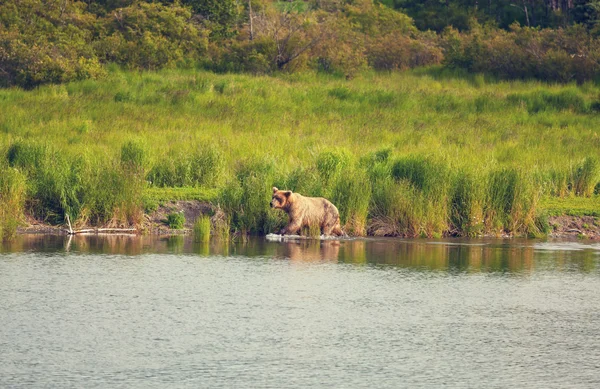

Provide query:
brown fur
left=270, top=187, right=344, bottom=236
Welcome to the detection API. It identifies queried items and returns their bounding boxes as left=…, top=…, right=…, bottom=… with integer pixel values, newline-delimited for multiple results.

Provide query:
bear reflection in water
left=277, top=240, right=341, bottom=262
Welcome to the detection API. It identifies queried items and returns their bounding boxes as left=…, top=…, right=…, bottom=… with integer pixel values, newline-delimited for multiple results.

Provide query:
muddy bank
left=16, top=201, right=600, bottom=240
left=548, top=215, right=600, bottom=239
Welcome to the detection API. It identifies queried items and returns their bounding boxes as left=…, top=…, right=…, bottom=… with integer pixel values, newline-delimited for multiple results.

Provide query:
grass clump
left=485, top=168, right=537, bottom=234
left=121, top=140, right=147, bottom=175
left=572, top=157, right=599, bottom=197
left=0, top=166, right=26, bottom=241
left=219, top=157, right=284, bottom=235
left=331, top=167, right=371, bottom=236
left=167, top=212, right=185, bottom=229
left=193, top=216, right=211, bottom=243
left=449, top=171, right=483, bottom=236
left=147, top=144, right=224, bottom=188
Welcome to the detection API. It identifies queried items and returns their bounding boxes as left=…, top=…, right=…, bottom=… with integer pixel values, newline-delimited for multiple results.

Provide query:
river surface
left=1, top=235, right=600, bottom=388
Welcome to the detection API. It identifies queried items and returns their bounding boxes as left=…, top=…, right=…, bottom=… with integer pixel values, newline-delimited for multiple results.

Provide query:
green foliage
left=183, top=0, right=238, bottom=37
left=442, top=24, right=600, bottom=83
left=6, top=141, right=47, bottom=173
left=485, top=168, right=537, bottom=233
left=219, top=157, right=283, bottom=235
left=316, top=149, right=351, bottom=190
left=95, top=2, right=208, bottom=70
left=167, top=212, right=185, bottom=229
left=121, top=140, right=147, bottom=174
left=391, top=156, right=449, bottom=197
left=507, top=89, right=588, bottom=114
left=4, top=139, right=143, bottom=226
left=573, top=157, right=600, bottom=197
left=193, top=215, right=211, bottom=242
left=331, top=167, right=371, bottom=236
left=366, top=33, right=443, bottom=70
left=2, top=67, right=600, bottom=236
left=78, top=160, right=144, bottom=225
left=147, top=144, right=224, bottom=188
left=449, top=171, right=483, bottom=236
left=0, top=0, right=105, bottom=88
left=0, top=166, right=26, bottom=241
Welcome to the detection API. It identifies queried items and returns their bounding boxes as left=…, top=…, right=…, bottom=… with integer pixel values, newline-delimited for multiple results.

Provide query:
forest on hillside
left=3, top=0, right=600, bottom=88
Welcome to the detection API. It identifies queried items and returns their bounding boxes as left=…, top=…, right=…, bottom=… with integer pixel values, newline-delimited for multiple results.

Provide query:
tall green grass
left=3, top=139, right=144, bottom=227
left=1, top=68, right=600, bottom=237
left=193, top=216, right=211, bottom=243
left=0, top=166, right=26, bottom=241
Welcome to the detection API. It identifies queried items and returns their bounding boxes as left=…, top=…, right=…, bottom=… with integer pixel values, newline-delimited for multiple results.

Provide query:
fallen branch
left=65, top=227, right=137, bottom=235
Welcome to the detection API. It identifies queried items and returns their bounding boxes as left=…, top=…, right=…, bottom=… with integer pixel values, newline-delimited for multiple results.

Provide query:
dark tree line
left=3, top=0, right=600, bottom=88
left=383, top=0, right=600, bottom=31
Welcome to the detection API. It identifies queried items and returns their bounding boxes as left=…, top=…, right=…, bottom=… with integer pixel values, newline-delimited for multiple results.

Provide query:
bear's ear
left=272, top=187, right=278, bottom=193
left=283, top=190, right=292, bottom=197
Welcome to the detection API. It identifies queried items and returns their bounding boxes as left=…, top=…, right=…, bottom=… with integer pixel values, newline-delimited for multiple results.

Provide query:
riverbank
left=2, top=69, right=599, bottom=239
left=16, top=199, right=600, bottom=240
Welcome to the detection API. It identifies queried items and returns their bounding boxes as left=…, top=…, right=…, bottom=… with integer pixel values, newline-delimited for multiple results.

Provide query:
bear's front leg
left=280, top=221, right=301, bottom=235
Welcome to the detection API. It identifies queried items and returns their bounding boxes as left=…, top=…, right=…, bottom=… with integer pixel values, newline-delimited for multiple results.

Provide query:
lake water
left=2, top=235, right=600, bottom=388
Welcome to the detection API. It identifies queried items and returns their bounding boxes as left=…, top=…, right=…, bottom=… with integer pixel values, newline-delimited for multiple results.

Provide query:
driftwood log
left=64, top=214, right=136, bottom=235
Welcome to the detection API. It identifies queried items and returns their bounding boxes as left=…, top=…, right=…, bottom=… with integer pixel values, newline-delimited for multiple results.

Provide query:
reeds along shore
left=1, top=69, right=599, bottom=240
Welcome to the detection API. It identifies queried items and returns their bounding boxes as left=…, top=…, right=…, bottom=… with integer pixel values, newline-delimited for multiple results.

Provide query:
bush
left=0, top=0, right=105, bottom=88
left=167, top=212, right=185, bottom=229
left=219, top=157, right=284, bottom=235
left=367, top=34, right=443, bottom=71
left=121, top=140, right=147, bottom=175
left=209, top=37, right=277, bottom=74
left=331, top=168, right=371, bottom=236
left=442, top=24, right=600, bottom=83
left=485, top=168, right=537, bottom=233
left=449, top=172, right=483, bottom=236
left=316, top=149, right=352, bottom=191
left=147, top=144, right=224, bottom=188
left=95, top=2, right=209, bottom=70
left=193, top=216, right=211, bottom=242
left=572, top=157, right=599, bottom=197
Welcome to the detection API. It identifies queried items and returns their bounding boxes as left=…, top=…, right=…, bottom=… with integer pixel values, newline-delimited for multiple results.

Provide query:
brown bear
left=270, top=187, right=344, bottom=236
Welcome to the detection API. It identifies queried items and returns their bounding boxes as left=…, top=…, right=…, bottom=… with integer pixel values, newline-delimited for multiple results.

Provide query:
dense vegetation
left=4, top=0, right=600, bottom=88
left=1, top=0, right=600, bottom=239
left=0, top=69, right=599, bottom=239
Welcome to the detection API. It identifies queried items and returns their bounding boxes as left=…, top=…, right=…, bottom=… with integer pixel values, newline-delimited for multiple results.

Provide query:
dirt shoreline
left=15, top=201, right=600, bottom=240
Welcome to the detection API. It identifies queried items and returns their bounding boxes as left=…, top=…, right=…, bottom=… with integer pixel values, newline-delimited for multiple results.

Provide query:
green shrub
left=193, top=216, right=211, bottom=242
left=121, top=140, right=147, bottom=175
left=83, top=162, right=144, bottom=225
left=449, top=172, right=483, bottom=236
left=507, top=89, right=587, bottom=114
left=369, top=178, right=422, bottom=237
left=0, top=1, right=105, bottom=88
left=485, top=168, right=537, bottom=233
left=366, top=34, right=443, bottom=71
left=210, top=37, right=277, bottom=74
left=391, top=156, right=449, bottom=197
left=167, top=212, right=185, bottom=229
left=572, top=157, right=599, bottom=197
left=331, top=168, right=371, bottom=236
left=219, top=157, right=283, bottom=235
left=147, top=144, right=224, bottom=188
left=316, top=149, right=352, bottom=191
left=95, top=2, right=208, bottom=70
left=6, top=141, right=48, bottom=173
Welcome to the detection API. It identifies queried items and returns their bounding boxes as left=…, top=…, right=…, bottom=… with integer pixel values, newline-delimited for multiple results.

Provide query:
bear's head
left=270, top=187, right=293, bottom=210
